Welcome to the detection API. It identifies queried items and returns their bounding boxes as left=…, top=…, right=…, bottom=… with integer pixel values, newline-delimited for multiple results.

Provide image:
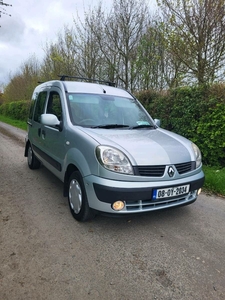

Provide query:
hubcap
left=69, top=179, right=82, bottom=214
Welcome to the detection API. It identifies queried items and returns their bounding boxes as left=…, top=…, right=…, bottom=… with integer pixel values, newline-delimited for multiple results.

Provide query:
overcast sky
left=0, top=0, right=112, bottom=86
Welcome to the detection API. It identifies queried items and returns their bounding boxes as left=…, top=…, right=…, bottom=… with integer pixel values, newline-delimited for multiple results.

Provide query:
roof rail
left=58, top=75, right=115, bottom=87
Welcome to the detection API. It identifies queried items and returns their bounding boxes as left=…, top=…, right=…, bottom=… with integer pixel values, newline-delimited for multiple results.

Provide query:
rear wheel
left=68, top=171, right=94, bottom=222
left=27, top=144, right=41, bottom=169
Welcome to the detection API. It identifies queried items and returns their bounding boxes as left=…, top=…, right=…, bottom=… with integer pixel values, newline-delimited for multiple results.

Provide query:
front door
left=40, top=87, right=66, bottom=179
left=29, top=89, right=48, bottom=159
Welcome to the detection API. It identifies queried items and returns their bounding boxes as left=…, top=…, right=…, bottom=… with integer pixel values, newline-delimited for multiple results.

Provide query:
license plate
left=152, top=184, right=190, bottom=200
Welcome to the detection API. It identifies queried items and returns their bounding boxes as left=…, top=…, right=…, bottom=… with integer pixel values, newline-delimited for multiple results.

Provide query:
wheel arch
left=63, top=147, right=94, bottom=197
left=24, top=139, right=31, bottom=157
left=63, top=164, right=79, bottom=197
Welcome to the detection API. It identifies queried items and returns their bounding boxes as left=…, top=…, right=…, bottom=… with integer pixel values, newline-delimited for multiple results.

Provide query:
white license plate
left=152, top=184, right=190, bottom=200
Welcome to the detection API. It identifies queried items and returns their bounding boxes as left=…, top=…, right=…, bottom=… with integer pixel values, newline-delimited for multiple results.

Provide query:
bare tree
left=135, top=20, right=168, bottom=90
left=41, top=27, right=78, bottom=80
left=79, top=0, right=150, bottom=90
left=103, top=0, right=150, bottom=90
left=41, top=43, right=65, bottom=80
left=72, top=6, right=105, bottom=80
left=157, top=0, right=225, bottom=85
left=0, top=1, right=12, bottom=26
left=4, top=55, right=40, bottom=102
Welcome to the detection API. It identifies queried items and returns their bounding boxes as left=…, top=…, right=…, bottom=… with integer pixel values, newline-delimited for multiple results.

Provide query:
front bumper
left=84, top=171, right=205, bottom=214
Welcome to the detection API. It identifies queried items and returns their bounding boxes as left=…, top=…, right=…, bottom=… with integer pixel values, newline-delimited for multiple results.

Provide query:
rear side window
left=34, top=91, right=47, bottom=122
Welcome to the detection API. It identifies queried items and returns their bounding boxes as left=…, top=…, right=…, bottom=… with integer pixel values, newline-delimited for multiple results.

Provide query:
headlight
left=96, top=146, right=133, bottom=174
left=192, top=143, right=202, bottom=168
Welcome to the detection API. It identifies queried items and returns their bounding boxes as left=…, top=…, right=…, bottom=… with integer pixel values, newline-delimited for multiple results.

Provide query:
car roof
left=63, top=81, right=130, bottom=97
left=36, top=80, right=132, bottom=98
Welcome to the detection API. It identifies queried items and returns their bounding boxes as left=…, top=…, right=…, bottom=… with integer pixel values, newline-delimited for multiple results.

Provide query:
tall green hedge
left=0, top=100, right=30, bottom=122
left=136, top=84, right=225, bottom=167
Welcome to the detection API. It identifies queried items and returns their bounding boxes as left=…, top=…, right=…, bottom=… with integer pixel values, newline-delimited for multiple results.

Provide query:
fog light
left=112, top=201, right=125, bottom=211
left=197, top=188, right=202, bottom=195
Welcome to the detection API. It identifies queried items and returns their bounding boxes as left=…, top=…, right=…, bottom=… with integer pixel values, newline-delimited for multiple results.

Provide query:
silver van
left=24, top=76, right=205, bottom=221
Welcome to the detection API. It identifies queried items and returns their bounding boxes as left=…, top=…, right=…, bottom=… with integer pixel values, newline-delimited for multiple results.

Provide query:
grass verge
left=0, top=115, right=224, bottom=198
left=0, top=115, right=27, bottom=131
left=202, top=166, right=225, bottom=197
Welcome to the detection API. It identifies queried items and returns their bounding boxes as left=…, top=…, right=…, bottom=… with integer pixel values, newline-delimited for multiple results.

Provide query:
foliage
left=137, top=84, right=225, bottom=167
left=135, top=89, right=160, bottom=108
left=3, top=55, right=40, bottom=102
left=163, top=85, right=208, bottom=136
left=196, top=103, right=225, bottom=166
left=0, top=100, right=30, bottom=121
left=0, top=91, right=5, bottom=104
left=1, top=0, right=185, bottom=98
left=157, top=0, right=225, bottom=85
left=3, top=0, right=225, bottom=98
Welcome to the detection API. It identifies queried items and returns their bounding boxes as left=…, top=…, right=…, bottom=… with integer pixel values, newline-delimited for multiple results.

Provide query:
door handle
left=42, top=129, right=46, bottom=138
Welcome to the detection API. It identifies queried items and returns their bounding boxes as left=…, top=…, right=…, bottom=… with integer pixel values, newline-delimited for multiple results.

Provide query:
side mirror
left=40, top=114, right=63, bottom=131
left=154, top=119, right=161, bottom=127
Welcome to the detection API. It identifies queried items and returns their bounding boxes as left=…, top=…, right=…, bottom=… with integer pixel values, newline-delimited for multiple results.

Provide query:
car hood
left=82, top=128, right=195, bottom=165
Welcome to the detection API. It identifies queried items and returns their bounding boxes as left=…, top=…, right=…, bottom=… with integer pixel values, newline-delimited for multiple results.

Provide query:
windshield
left=67, top=93, right=154, bottom=129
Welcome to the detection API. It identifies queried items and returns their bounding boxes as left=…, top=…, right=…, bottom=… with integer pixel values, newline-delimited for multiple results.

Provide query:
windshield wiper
left=91, top=124, right=130, bottom=129
left=129, top=124, right=156, bottom=129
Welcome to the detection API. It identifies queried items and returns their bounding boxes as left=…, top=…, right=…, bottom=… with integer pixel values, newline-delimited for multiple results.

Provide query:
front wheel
left=27, top=144, right=41, bottom=169
left=68, top=171, right=94, bottom=222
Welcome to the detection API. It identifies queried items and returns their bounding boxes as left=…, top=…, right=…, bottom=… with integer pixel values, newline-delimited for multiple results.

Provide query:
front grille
left=125, top=191, right=197, bottom=211
left=135, top=165, right=165, bottom=177
left=175, top=162, right=195, bottom=174
left=134, top=161, right=195, bottom=177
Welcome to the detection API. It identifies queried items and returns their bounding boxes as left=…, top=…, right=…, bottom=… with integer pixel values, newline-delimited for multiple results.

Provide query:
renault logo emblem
left=168, top=166, right=175, bottom=177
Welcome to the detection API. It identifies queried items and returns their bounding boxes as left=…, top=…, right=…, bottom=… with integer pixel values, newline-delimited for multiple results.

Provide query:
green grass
left=0, top=115, right=27, bottom=131
left=202, top=166, right=225, bottom=197
left=0, top=115, right=224, bottom=197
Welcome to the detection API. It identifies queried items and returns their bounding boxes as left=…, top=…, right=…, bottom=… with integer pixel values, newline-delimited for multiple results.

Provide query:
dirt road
left=0, top=121, right=225, bottom=300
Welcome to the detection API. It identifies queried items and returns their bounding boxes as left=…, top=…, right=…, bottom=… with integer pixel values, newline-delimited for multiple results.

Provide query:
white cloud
left=0, top=13, right=25, bottom=44
left=1, top=0, right=156, bottom=86
left=0, top=0, right=107, bottom=85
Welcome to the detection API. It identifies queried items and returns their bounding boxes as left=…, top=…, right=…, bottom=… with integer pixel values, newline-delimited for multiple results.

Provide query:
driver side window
left=34, top=91, right=47, bottom=123
left=46, top=91, right=62, bottom=121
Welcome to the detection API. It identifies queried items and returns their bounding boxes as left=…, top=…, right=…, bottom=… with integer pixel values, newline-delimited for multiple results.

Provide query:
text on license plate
left=152, top=184, right=190, bottom=200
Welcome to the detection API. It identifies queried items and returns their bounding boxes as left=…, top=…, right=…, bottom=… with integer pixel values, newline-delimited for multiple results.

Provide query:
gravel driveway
left=0, top=121, right=225, bottom=300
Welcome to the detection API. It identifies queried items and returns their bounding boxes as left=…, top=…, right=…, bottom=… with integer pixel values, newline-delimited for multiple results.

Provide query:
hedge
left=0, top=100, right=30, bottom=122
left=1, top=84, right=225, bottom=167
left=136, top=84, right=225, bottom=167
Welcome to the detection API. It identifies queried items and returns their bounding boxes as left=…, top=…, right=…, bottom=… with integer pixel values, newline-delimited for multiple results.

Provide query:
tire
left=27, top=144, right=41, bottom=170
left=68, top=171, right=94, bottom=222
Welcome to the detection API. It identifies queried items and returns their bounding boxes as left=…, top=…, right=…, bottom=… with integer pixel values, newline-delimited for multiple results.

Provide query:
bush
left=196, top=103, right=225, bottom=166
left=136, top=84, right=225, bottom=167
left=135, top=89, right=160, bottom=108
left=0, top=100, right=30, bottom=121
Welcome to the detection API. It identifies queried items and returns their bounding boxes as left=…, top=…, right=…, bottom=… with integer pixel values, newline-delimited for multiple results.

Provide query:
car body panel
left=80, top=127, right=194, bottom=166
left=25, top=79, right=205, bottom=217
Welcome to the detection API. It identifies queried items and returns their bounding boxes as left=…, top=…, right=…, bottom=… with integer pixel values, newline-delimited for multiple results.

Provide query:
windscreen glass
left=67, top=93, right=153, bottom=128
